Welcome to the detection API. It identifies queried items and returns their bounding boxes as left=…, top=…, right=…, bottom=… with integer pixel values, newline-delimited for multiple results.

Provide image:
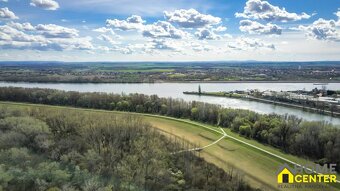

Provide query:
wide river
left=1, top=82, right=340, bottom=125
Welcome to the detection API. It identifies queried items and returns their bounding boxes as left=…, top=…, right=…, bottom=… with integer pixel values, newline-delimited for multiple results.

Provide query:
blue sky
left=0, top=0, right=340, bottom=61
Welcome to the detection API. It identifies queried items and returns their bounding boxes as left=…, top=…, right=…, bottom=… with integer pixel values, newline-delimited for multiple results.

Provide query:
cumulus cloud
left=117, top=39, right=189, bottom=54
left=7, top=21, right=35, bottom=31
left=147, top=39, right=185, bottom=52
left=335, top=10, right=340, bottom=26
left=93, top=27, right=122, bottom=39
left=0, top=7, right=18, bottom=20
left=164, top=8, right=221, bottom=28
left=106, top=15, right=190, bottom=40
left=195, top=28, right=221, bottom=40
left=52, top=37, right=93, bottom=50
left=126, top=15, right=145, bottom=24
left=228, top=37, right=275, bottom=50
left=106, top=15, right=145, bottom=31
left=0, top=22, right=94, bottom=51
left=30, top=0, right=60, bottom=11
left=0, top=25, right=44, bottom=42
left=93, top=27, right=115, bottom=35
left=239, top=20, right=282, bottom=35
left=0, top=24, right=61, bottom=51
left=109, top=44, right=146, bottom=54
left=214, top=26, right=227, bottom=32
left=235, top=0, right=310, bottom=22
left=336, top=10, right=340, bottom=18
left=97, top=34, right=120, bottom=45
left=112, top=38, right=220, bottom=55
left=297, top=18, right=340, bottom=42
left=97, top=11, right=232, bottom=54
left=142, top=21, right=189, bottom=39
left=35, top=24, right=79, bottom=38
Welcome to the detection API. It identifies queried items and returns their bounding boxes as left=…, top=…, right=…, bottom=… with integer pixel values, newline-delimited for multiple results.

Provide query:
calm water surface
left=1, top=82, right=339, bottom=125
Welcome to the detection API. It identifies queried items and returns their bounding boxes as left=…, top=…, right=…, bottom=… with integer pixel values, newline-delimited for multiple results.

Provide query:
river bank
left=183, top=91, right=340, bottom=118
left=1, top=81, right=339, bottom=124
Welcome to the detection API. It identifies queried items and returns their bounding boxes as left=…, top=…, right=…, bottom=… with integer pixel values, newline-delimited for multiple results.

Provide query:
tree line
left=0, top=105, right=256, bottom=191
left=0, top=87, right=339, bottom=172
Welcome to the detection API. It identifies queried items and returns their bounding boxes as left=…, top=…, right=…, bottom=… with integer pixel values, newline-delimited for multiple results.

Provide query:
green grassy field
left=0, top=101, right=339, bottom=191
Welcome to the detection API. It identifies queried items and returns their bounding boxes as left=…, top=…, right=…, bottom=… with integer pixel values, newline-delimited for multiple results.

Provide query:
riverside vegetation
left=0, top=87, right=339, bottom=174
left=0, top=105, right=256, bottom=191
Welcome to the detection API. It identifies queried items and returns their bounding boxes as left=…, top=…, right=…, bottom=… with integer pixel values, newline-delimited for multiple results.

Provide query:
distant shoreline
left=0, top=80, right=339, bottom=84
left=174, top=81, right=339, bottom=84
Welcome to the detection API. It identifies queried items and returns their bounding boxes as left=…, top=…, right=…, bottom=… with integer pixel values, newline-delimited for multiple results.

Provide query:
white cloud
left=164, top=8, right=221, bottom=28
left=297, top=18, right=340, bottom=42
left=117, top=39, right=189, bottom=54
left=51, top=36, right=93, bottom=50
left=235, top=0, right=310, bottom=22
left=148, top=39, right=185, bottom=52
left=0, top=0, right=8, bottom=2
left=30, top=0, right=60, bottom=11
left=0, top=22, right=94, bottom=51
left=239, top=20, right=282, bottom=35
left=0, top=24, right=60, bottom=51
left=0, top=7, right=18, bottom=20
left=195, top=28, right=221, bottom=40
left=96, top=45, right=111, bottom=52
left=93, top=27, right=118, bottom=37
left=117, top=47, right=133, bottom=54
left=228, top=37, right=275, bottom=50
left=110, top=45, right=134, bottom=54
left=335, top=10, right=340, bottom=26
left=336, top=10, right=340, bottom=18
left=142, top=21, right=189, bottom=39
left=35, top=24, right=79, bottom=38
left=97, top=34, right=120, bottom=45
left=0, top=25, right=44, bottom=42
left=126, top=15, right=145, bottom=24
left=191, top=42, right=214, bottom=52
left=214, top=26, right=227, bottom=32
left=93, top=27, right=114, bottom=34
left=106, top=15, right=145, bottom=31
left=111, top=38, right=223, bottom=55
left=7, top=21, right=35, bottom=31
left=93, top=27, right=122, bottom=41
left=106, top=15, right=190, bottom=40
left=0, top=41, right=62, bottom=51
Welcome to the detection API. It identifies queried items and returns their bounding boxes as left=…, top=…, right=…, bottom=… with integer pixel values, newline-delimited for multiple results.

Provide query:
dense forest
left=0, top=87, right=339, bottom=173
left=0, top=105, right=256, bottom=191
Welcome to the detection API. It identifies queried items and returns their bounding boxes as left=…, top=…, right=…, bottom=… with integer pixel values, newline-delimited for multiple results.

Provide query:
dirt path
left=146, top=113, right=340, bottom=184
left=171, top=134, right=226, bottom=154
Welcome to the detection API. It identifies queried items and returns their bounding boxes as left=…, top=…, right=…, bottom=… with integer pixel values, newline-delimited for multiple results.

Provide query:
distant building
left=262, top=91, right=273, bottom=96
